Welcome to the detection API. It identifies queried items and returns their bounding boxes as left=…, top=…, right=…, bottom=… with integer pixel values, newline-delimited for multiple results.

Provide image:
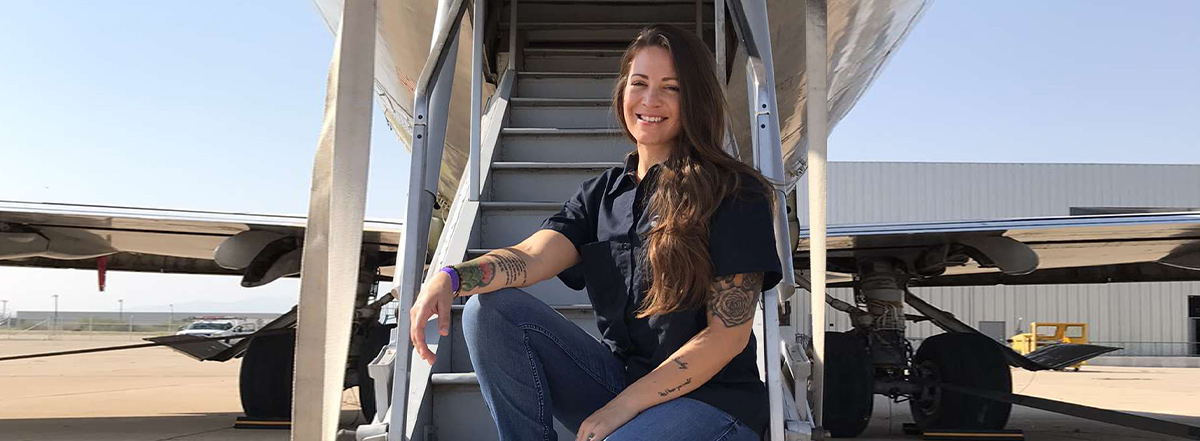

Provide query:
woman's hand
left=575, top=400, right=639, bottom=441
left=410, top=271, right=454, bottom=365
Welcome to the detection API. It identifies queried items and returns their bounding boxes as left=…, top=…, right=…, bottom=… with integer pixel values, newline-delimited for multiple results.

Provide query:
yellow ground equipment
left=1010, top=323, right=1091, bottom=371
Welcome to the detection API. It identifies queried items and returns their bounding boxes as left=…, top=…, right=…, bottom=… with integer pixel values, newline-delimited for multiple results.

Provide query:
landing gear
left=237, top=323, right=393, bottom=422
left=239, top=328, right=297, bottom=419
left=817, top=257, right=1015, bottom=437
left=823, top=332, right=874, bottom=438
left=909, top=333, right=1012, bottom=431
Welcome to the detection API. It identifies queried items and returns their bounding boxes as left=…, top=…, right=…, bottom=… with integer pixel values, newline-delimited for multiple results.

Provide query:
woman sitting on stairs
left=409, top=24, right=782, bottom=441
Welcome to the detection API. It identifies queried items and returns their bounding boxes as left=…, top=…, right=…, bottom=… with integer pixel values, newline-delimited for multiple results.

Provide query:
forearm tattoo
left=658, top=377, right=692, bottom=397
left=706, top=272, right=762, bottom=328
left=671, top=357, right=688, bottom=370
left=456, top=248, right=528, bottom=292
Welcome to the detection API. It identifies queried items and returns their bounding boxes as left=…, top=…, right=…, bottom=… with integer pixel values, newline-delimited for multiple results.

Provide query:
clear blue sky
left=1, top=1, right=1197, bottom=315
left=831, top=0, right=1200, bottom=162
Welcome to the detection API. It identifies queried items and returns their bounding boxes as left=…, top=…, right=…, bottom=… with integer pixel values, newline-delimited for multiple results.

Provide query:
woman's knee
left=461, top=288, right=533, bottom=340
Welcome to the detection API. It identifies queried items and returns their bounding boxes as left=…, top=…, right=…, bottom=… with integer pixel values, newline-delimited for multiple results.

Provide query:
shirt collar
left=609, top=152, right=662, bottom=196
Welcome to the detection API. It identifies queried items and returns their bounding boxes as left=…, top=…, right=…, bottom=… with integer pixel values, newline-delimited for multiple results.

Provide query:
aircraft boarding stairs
left=362, top=2, right=815, bottom=440
left=434, top=30, right=632, bottom=441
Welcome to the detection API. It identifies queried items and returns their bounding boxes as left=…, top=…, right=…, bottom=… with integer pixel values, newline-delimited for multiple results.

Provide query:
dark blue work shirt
left=539, top=152, right=783, bottom=438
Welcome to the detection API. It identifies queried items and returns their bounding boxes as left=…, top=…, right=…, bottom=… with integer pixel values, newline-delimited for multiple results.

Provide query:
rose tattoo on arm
left=706, top=272, right=763, bottom=328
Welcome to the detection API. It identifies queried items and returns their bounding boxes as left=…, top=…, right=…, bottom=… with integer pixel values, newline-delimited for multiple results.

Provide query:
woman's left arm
left=574, top=272, right=764, bottom=441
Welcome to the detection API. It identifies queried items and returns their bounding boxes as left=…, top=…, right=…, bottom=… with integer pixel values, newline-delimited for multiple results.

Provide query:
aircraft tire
left=823, top=331, right=874, bottom=438
left=239, top=328, right=296, bottom=420
left=357, top=322, right=395, bottom=421
left=909, top=332, right=1012, bottom=431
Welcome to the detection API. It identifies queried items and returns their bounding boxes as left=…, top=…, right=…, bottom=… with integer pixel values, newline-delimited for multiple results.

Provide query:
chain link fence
left=0, top=317, right=185, bottom=341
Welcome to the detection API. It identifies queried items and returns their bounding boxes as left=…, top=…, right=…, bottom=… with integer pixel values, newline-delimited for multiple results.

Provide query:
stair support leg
left=291, top=0, right=377, bottom=439
left=803, top=0, right=830, bottom=434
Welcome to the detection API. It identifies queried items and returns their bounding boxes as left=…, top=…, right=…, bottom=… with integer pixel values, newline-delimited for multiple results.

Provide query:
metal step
left=499, top=128, right=631, bottom=162
left=523, top=48, right=624, bottom=72
left=479, top=202, right=562, bottom=249
left=499, top=1, right=713, bottom=25
left=506, top=21, right=710, bottom=30
left=431, top=370, right=579, bottom=440
left=487, top=161, right=620, bottom=201
left=503, top=22, right=714, bottom=44
left=435, top=301, right=598, bottom=440
left=430, top=372, right=479, bottom=385
left=492, top=161, right=622, bottom=169
left=446, top=303, right=598, bottom=373
left=509, top=98, right=617, bottom=129
left=516, top=72, right=618, bottom=99
left=501, top=0, right=711, bottom=3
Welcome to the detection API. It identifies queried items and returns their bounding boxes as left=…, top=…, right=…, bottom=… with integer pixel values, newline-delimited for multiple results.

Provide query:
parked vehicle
left=176, top=318, right=252, bottom=338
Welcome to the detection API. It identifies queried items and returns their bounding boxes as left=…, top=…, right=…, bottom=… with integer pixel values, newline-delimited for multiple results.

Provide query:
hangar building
left=795, top=162, right=1200, bottom=356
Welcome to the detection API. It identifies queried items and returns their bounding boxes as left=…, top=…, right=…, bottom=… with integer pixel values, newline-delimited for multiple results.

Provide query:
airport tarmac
left=1, top=334, right=1197, bottom=441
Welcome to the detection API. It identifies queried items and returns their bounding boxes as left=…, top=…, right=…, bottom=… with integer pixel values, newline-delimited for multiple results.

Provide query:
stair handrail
left=384, top=0, right=469, bottom=439
left=469, top=0, right=485, bottom=201
left=724, top=0, right=797, bottom=309
left=725, top=1, right=809, bottom=440
left=413, top=1, right=467, bottom=110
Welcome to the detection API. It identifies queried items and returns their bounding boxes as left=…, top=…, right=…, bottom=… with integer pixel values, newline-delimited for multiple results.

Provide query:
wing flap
left=1025, top=343, right=1122, bottom=370
left=143, top=334, right=242, bottom=362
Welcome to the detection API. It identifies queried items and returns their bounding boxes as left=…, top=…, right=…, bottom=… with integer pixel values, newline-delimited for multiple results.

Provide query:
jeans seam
left=518, top=322, right=624, bottom=396
left=712, top=420, right=738, bottom=441
left=522, top=330, right=551, bottom=441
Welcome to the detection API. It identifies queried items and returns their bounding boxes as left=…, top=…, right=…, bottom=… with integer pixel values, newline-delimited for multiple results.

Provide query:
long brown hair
left=613, top=24, right=776, bottom=318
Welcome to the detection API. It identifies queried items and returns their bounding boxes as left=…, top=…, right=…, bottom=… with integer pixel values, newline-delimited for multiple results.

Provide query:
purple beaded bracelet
left=440, top=265, right=461, bottom=296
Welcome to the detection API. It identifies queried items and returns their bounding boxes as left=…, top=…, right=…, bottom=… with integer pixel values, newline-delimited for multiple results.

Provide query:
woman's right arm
left=410, top=229, right=580, bottom=365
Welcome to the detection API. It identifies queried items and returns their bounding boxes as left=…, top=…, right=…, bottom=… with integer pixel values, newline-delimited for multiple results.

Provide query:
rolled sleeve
left=708, top=177, right=783, bottom=293
left=538, top=176, right=603, bottom=290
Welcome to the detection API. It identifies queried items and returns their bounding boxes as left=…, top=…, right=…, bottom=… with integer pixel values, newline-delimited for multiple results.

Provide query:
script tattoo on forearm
left=490, top=248, right=528, bottom=286
left=671, top=357, right=688, bottom=370
left=456, top=248, right=528, bottom=292
left=707, top=272, right=763, bottom=328
left=658, top=377, right=692, bottom=397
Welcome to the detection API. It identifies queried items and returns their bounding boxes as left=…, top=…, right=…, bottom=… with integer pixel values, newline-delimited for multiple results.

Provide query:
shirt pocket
left=579, top=240, right=628, bottom=328
left=580, top=240, right=621, bottom=302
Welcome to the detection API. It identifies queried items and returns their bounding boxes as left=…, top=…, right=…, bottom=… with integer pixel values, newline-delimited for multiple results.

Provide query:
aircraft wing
left=0, top=200, right=403, bottom=287
left=794, top=212, right=1200, bottom=287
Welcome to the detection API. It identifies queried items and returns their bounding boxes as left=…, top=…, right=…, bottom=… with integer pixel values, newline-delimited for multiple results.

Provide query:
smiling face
left=621, top=46, right=683, bottom=151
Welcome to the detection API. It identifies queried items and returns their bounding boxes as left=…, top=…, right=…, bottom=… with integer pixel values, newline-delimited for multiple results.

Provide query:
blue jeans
left=462, top=288, right=760, bottom=441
